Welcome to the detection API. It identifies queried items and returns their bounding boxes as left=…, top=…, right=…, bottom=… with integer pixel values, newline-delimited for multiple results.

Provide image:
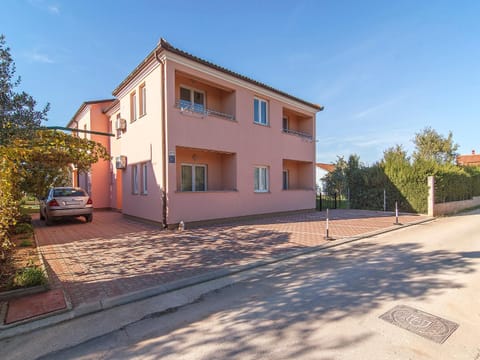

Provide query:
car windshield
left=53, top=188, right=86, bottom=197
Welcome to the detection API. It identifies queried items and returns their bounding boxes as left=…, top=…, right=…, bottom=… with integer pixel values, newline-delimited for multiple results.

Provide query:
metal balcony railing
left=282, top=128, right=313, bottom=140
left=175, top=100, right=235, bottom=121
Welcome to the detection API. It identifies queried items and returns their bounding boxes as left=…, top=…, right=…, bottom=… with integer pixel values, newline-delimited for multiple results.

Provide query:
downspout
left=155, top=49, right=168, bottom=228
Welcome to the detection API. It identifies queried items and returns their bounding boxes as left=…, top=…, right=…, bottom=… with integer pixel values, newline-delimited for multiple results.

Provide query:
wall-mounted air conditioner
left=115, top=155, right=127, bottom=169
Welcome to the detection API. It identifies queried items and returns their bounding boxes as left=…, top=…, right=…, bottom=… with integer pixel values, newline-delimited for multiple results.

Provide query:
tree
left=0, top=34, right=49, bottom=145
left=412, top=127, right=458, bottom=165
left=0, top=35, right=110, bottom=259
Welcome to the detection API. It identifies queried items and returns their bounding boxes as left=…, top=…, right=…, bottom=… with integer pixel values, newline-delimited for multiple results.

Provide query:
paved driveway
left=33, top=210, right=428, bottom=307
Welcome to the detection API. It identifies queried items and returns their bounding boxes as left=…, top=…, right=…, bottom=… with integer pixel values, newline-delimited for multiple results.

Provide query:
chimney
left=473, top=150, right=476, bottom=155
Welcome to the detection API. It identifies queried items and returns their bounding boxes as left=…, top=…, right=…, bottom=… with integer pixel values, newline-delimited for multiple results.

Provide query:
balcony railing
left=282, top=128, right=313, bottom=141
left=175, top=100, right=235, bottom=121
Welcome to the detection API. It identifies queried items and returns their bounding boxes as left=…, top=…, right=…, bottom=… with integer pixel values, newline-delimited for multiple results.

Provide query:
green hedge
left=346, top=161, right=480, bottom=214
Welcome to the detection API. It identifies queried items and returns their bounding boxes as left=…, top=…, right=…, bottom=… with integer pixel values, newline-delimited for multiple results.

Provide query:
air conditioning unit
left=115, top=155, right=127, bottom=169
left=116, top=118, right=127, bottom=131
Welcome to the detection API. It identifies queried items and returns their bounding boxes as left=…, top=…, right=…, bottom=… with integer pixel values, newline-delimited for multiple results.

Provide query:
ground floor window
left=141, top=162, right=148, bottom=194
left=181, top=164, right=207, bottom=192
left=132, top=164, right=139, bottom=194
left=283, top=170, right=289, bottom=190
left=254, top=166, right=269, bottom=192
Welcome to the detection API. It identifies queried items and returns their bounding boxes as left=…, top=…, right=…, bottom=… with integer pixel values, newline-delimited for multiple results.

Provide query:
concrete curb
left=0, top=216, right=434, bottom=356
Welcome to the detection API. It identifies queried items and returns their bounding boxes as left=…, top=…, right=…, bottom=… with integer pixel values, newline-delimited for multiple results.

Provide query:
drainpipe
left=155, top=49, right=168, bottom=228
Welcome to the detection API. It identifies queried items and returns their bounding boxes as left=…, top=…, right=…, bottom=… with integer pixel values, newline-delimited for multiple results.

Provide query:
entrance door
left=116, top=169, right=123, bottom=210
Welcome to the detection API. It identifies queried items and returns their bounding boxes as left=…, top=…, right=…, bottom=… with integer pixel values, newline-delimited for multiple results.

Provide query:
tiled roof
left=67, top=99, right=115, bottom=128
left=457, top=154, right=480, bottom=166
left=316, top=163, right=335, bottom=172
left=112, top=38, right=323, bottom=111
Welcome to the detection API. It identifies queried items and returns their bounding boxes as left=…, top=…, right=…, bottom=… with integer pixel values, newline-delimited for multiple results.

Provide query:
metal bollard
left=394, top=201, right=401, bottom=225
left=324, top=208, right=333, bottom=240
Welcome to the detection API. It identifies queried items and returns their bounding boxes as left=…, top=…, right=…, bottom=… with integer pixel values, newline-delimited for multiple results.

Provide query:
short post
left=394, top=201, right=401, bottom=225
left=324, top=208, right=333, bottom=240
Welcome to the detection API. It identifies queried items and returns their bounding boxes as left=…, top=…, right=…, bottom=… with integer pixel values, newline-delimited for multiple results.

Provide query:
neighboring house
left=457, top=150, right=480, bottom=167
left=68, top=39, right=323, bottom=226
left=67, top=99, right=116, bottom=209
left=316, top=163, right=335, bottom=193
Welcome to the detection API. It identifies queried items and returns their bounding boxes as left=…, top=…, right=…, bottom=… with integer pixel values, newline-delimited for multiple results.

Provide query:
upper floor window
left=130, top=91, right=137, bottom=122
left=115, top=113, right=122, bottom=138
left=254, top=166, right=269, bottom=192
left=179, top=86, right=205, bottom=113
left=83, top=124, right=87, bottom=139
left=254, top=98, right=268, bottom=125
left=139, top=83, right=146, bottom=117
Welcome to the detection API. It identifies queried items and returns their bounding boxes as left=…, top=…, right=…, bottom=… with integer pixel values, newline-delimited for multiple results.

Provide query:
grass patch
left=12, top=265, right=47, bottom=288
left=13, top=223, right=34, bottom=235
left=19, top=239, right=33, bottom=247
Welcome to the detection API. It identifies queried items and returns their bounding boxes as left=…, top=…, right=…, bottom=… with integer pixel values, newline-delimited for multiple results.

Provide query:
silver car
left=40, top=187, right=93, bottom=225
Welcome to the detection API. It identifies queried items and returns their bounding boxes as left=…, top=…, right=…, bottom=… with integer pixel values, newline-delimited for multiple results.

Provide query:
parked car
left=39, top=187, right=93, bottom=225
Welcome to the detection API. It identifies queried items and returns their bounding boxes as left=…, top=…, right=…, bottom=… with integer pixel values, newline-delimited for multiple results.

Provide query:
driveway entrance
left=33, top=210, right=428, bottom=307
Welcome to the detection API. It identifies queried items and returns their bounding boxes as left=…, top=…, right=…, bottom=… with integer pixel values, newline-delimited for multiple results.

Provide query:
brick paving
left=33, top=210, right=428, bottom=307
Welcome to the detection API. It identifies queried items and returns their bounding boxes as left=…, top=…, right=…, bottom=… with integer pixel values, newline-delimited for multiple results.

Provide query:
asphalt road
left=45, top=209, right=480, bottom=360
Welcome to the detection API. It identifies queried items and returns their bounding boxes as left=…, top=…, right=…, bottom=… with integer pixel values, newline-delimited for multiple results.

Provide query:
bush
left=12, top=266, right=47, bottom=288
left=13, top=222, right=33, bottom=235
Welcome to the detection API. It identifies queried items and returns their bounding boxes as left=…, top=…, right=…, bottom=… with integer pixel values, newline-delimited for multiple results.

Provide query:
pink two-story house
left=69, top=39, right=323, bottom=226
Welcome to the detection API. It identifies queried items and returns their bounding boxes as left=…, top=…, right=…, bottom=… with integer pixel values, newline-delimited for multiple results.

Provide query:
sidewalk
left=0, top=210, right=431, bottom=343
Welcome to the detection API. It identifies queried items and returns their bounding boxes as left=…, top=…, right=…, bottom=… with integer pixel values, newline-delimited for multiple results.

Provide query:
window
left=254, top=98, right=268, bottom=125
left=139, top=83, right=146, bottom=117
left=141, top=163, right=148, bottom=194
left=254, top=166, right=269, bottom=192
left=282, top=116, right=289, bottom=131
left=181, top=164, right=207, bottom=192
left=83, top=124, right=87, bottom=139
left=115, top=113, right=122, bottom=138
left=130, top=91, right=137, bottom=122
left=283, top=170, right=289, bottom=190
left=179, top=86, right=205, bottom=113
left=132, top=164, right=139, bottom=194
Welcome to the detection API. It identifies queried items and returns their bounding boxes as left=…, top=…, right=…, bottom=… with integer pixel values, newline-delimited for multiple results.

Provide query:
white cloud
left=48, top=5, right=60, bottom=14
left=26, top=50, right=55, bottom=64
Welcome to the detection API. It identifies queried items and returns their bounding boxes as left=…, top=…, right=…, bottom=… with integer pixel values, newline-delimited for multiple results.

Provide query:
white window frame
left=254, top=166, right=269, bottom=193
left=179, top=85, right=206, bottom=113
left=253, top=97, right=268, bottom=125
left=132, top=164, right=139, bottom=194
left=180, top=163, right=207, bottom=192
left=115, top=113, right=122, bottom=138
left=139, top=83, right=147, bottom=117
left=130, top=91, right=137, bottom=122
left=141, top=163, right=148, bottom=194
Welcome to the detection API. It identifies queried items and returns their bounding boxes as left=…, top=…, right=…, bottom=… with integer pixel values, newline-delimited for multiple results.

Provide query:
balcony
left=175, top=99, right=234, bottom=121
left=175, top=146, right=237, bottom=192
left=282, top=108, right=314, bottom=140
left=282, top=159, right=314, bottom=190
left=175, top=71, right=236, bottom=121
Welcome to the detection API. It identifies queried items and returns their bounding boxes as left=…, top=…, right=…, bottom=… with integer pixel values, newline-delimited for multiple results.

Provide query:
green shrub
left=13, top=222, right=33, bottom=235
left=19, top=239, right=33, bottom=247
left=12, top=266, right=47, bottom=288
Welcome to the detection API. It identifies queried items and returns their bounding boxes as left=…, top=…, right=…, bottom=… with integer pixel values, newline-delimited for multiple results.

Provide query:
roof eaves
left=111, top=38, right=323, bottom=111
left=159, top=39, right=323, bottom=111
left=67, top=98, right=116, bottom=128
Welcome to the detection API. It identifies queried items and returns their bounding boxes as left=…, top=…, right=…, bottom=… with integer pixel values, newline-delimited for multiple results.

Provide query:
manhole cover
left=379, top=305, right=459, bottom=344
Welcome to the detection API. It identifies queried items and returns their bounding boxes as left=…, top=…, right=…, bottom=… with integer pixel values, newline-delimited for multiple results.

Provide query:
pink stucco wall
left=164, top=60, right=317, bottom=224
left=84, top=50, right=318, bottom=225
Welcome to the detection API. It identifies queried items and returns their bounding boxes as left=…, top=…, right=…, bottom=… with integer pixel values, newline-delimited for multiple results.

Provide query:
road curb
left=0, top=216, right=434, bottom=358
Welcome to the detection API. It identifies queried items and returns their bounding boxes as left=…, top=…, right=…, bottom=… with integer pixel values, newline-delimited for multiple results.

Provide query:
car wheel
left=85, top=214, right=93, bottom=223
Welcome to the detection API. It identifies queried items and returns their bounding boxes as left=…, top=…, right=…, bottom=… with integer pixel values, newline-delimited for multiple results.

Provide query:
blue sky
left=2, top=0, right=479, bottom=164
